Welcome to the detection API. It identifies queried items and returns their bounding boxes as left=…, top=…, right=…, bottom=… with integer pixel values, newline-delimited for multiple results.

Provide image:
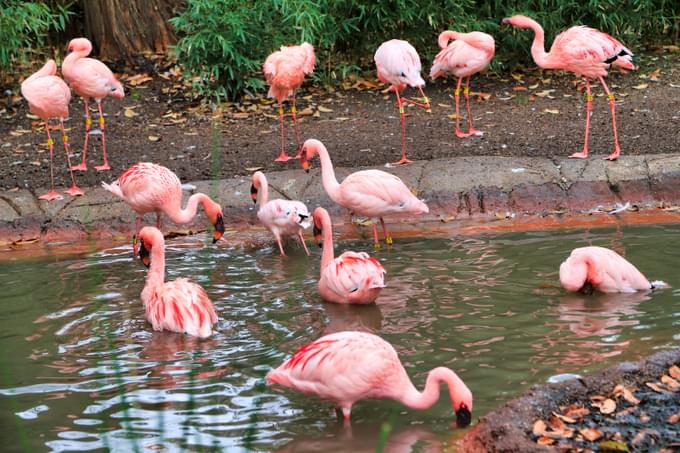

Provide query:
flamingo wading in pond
left=559, top=246, right=662, bottom=293
left=137, top=226, right=218, bottom=338
left=374, top=39, right=431, bottom=165
left=430, top=30, right=495, bottom=137
left=250, top=170, right=311, bottom=256
left=502, top=15, right=634, bottom=160
left=263, top=42, right=316, bottom=162
left=267, top=331, right=473, bottom=425
left=298, top=139, right=429, bottom=249
left=20, top=59, right=83, bottom=201
left=62, top=37, right=124, bottom=171
left=102, top=162, right=225, bottom=248
left=313, top=207, right=386, bottom=304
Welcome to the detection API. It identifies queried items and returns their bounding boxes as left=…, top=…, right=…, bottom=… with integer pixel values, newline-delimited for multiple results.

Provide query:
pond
left=1, top=223, right=680, bottom=452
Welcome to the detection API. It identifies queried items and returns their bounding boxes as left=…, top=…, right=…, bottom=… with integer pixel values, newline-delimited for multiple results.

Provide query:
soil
left=0, top=49, right=679, bottom=192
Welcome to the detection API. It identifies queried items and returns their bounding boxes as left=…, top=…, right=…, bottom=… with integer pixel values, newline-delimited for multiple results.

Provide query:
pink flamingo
left=62, top=37, right=125, bottom=171
left=102, top=162, right=225, bottom=247
left=312, top=207, right=386, bottom=304
left=430, top=30, right=495, bottom=138
left=20, top=60, right=83, bottom=201
left=137, top=226, right=218, bottom=338
left=559, top=246, right=659, bottom=293
left=299, top=139, right=429, bottom=249
left=251, top=170, right=311, bottom=256
left=263, top=42, right=316, bottom=162
left=267, top=330, right=473, bottom=425
left=502, top=15, right=634, bottom=160
left=374, top=39, right=431, bottom=165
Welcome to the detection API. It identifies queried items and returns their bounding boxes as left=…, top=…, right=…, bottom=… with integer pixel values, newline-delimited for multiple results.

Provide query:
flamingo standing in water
left=559, top=246, right=660, bottom=293
left=62, top=37, right=124, bottom=171
left=313, top=207, right=386, bottom=304
left=263, top=42, right=316, bottom=162
left=502, top=15, right=634, bottom=160
left=137, top=226, right=218, bottom=338
left=298, top=139, right=429, bottom=249
left=102, top=162, right=225, bottom=248
left=374, top=39, right=431, bottom=165
left=430, top=30, right=495, bottom=138
left=267, top=331, right=473, bottom=425
left=251, top=170, right=311, bottom=256
left=20, top=60, right=83, bottom=201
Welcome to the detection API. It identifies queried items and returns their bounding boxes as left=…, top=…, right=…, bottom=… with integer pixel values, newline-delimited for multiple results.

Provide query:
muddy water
left=1, top=224, right=680, bottom=452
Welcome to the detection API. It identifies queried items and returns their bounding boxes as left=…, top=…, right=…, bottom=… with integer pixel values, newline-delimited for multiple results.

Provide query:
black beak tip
left=456, top=407, right=472, bottom=428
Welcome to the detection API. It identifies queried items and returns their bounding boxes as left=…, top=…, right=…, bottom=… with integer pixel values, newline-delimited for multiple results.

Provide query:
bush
left=171, top=0, right=679, bottom=101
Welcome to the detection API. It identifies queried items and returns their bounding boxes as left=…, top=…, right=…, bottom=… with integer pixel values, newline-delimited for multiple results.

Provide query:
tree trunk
left=81, top=0, right=180, bottom=60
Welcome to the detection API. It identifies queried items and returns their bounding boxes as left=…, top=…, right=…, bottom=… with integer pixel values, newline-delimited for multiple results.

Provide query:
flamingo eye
left=111, top=87, right=117, bottom=92
left=400, top=71, right=406, bottom=77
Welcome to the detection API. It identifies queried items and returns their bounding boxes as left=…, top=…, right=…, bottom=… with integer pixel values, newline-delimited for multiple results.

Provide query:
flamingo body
left=267, top=331, right=473, bottom=425
left=313, top=207, right=385, bottom=304
left=137, top=227, right=218, bottom=338
left=251, top=171, right=311, bottom=256
left=559, top=246, right=652, bottom=293
left=430, top=31, right=495, bottom=80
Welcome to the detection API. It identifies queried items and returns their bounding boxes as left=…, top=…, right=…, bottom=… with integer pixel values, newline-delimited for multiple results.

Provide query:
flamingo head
left=299, top=139, right=323, bottom=173
left=559, top=253, right=591, bottom=293
left=501, top=15, right=535, bottom=29
left=452, top=384, right=473, bottom=428
left=250, top=170, right=264, bottom=203
left=312, top=207, right=326, bottom=247
left=136, top=227, right=157, bottom=268
left=109, top=78, right=125, bottom=100
left=67, top=37, right=93, bottom=55
left=204, top=200, right=225, bottom=243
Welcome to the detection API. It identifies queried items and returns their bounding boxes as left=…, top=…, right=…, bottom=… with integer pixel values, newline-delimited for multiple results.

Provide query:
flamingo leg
left=132, top=216, right=142, bottom=255
left=58, top=119, right=84, bottom=197
left=291, top=91, right=303, bottom=156
left=402, top=86, right=431, bottom=109
left=464, top=77, right=481, bottom=136
left=71, top=101, right=90, bottom=171
left=570, top=79, right=592, bottom=159
left=372, top=223, right=381, bottom=251
left=39, top=121, right=63, bottom=201
left=392, top=88, right=412, bottom=165
left=156, top=212, right=161, bottom=229
left=453, top=77, right=466, bottom=138
left=380, top=217, right=393, bottom=246
left=95, top=100, right=111, bottom=171
left=298, top=230, right=310, bottom=256
left=599, top=76, right=622, bottom=161
left=274, top=101, right=293, bottom=162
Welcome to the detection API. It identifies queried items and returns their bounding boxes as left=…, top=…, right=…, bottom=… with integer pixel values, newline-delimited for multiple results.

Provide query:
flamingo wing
left=69, top=58, right=121, bottom=98
left=146, top=278, right=217, bottom=338
left=104, top=163, right=181, bottom=214
left=21, top=76, right=70, bottom=119
left=263, top=43, right=315, bottom=100
left=322, top=251, right=386, bottom=296
left=374, top=39, right=424, bottom=88
left=340, top=170, right=426, bottom=217
left=259, top=199, right=311, bottom=236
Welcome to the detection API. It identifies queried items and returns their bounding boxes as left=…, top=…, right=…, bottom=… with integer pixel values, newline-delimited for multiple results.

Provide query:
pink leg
left=570, top=79, right=592, bottom=159
left=39, top=122, right=63, bottom=201
left=156, top=213, right=162, bottom=229
left=453, top=77, right=467, bottom=138
left=599, top=76, right=622, bottom=161
left=464, top=77, right=481, bottom=136
left=133, top=216, right=142, bottom=255
left=276, top=235, right=286, bottom=256
left=380, top=217, right=393, bottom=246
left=58, top=120, right=84, bottom=197
left=275, top=101, right=293, bottom=162
left=298, top=230, right=310, bottom=256
left=372, top=223, right=381, bottom=250
left=95, top=101, right=111, bottom=171
left=71, top=101, right=90, bottom=171
left=291, top=91, right=303, bottom=156
left=393, top=88, right=412, bottom=165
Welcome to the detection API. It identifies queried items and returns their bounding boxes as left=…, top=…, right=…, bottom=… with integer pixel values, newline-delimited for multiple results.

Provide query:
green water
left=1, top=224, right=680, bottom=452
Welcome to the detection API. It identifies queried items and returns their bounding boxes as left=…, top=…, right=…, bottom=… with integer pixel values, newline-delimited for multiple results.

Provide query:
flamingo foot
left=374, top=242, right=381, bottom=252
left=605, top=149, right=621, bottom=161
left=95, top=163, right=111, bottom=171
left=385, top=236, right=393, bottom=246
left=65, top=185, right=84, bottom=197
left=455, top=130, right=471, bottom=138
left=468, top=127, right=483, bottom=136
left=392, top=157, right=413, bottom=165
left=71, top=163, right=87, bottom=171
left=39, top=190, right=63, bottom=201
left=275, top=152, right=294, bottom=162
left=569, top=151, right=589, bottom=159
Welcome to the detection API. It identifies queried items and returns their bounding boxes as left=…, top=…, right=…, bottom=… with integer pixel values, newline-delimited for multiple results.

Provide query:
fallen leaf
left=535, top=89, right=555, bottom=98
left=126, top=73, right=153, bottom=86
left=30, top=161, right=41, bottom=166
left=598, top=440, right=630, bottom=452
left=528, top=83, right=539, bottom=89
left=148, top=136, right=160, bottom=142
left=470, top=91, right=491, bottom=101
left=640, top=412, right=651, bottom=423
left=632, top=83, right=648, bottom=90
left=553, top=412, right=576, bottom=424
left=232, top=112, right=249, bottom=119
left=512, top=86, right=528, bottom=91
left=592, top=398, right=616, bottom=414
left=124, top=108, right=138, bottom=118
left=661, top=374, right=680, bottom=390
left=245, top=167, right=264, bottom=172
left=646, top=382, right=668, bottom=393
left=616, top=406, right=637, bottom=417
left=543, top=108, right=560, bottom=114
left=533, top=419, right=547, bottom=436
left=632, top=428, right=658, bottom=446
left=317, top=106, right=333, bottom=113
left=579, top=427, right=603, bottom=442
left=536, top=436, right=555, bottom=446
left=668, top=412, right=680, bottom=423
left=669, top=365, right=680, bottom=380
left=564, top=405, right=590, bottom=420
left=297, top=107, right=314, bottom=116
left=613, top=384, right=640, bottom=405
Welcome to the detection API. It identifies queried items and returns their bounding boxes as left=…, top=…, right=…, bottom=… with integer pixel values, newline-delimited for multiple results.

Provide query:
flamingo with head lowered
left=267, top=331, right=473, bottom=425
left=299, top=139, right=429, bottom=250
left=502, top=15, right=634, bottom=160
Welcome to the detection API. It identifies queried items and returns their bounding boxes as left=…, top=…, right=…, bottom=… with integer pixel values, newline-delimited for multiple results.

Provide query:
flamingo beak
left=138, top=239, right=151, bottom=268
left=212, top=214, right=224, bottom=243
left=132, top=235, right=140, bottom=256
left=501, top=17, right=511, bottom=26
left=455, top=403, right=472, bottom=428
left=313, top=224, right=322, bottom=247
left=301, top=159, right=310, bottom=173
left=250, top=184, right=258, bottom=203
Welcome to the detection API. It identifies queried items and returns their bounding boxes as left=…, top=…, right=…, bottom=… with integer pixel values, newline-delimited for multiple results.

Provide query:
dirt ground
left=0, top=48, right=678, bottom=192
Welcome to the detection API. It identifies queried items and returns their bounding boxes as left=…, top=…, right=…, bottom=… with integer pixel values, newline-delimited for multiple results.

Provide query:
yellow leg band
left=607, top=93, right=615, bottom=101
left=85, top=118, right=92, bottom=126
left=278, top=107, right=284, bottom=115
left=47, top=138, right=54, bottom=146
left=62, top=135, right=68, bottom=143
left=454, top=89, right=461, bottom=97
left=290, top=106, right=297, bottom=114
left=99, top=117, right=105, bottom=126
left=399, top=107, right=405, bottom=114
left=586, top=94, right=593, bottom=102
left=463, top=87, right=470, bottom=95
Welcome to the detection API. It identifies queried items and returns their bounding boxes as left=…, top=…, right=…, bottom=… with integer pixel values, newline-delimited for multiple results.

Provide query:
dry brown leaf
left=661, top=374, right=680, bottom=390
left=579, top=427, right=603, bottom=442
left=646, top=382, right=668, bottom=393
left=668, top=413, right=680, bottom=424
left=317, top=106, right=333, bottom=113
left=613, top=384, right=640, bottom=405
left=592, top=398, right=616, bottom=414
left=553, top=412, right=577, bottom=424
left=245, top=167, right=264, bottom=172
left=536, top=436, right=555, bottom=446
left=148, top=136, right=160, bottom=142
left=633, top=83, right=648, bottom=90
left=632, top=428, right=658, bottom=446
left=470, top=91, right=491, bottom=101
left=124, top=108, right=139, bottom=118
left=543, top=108, right=560, bottom=114
left=30, top=161, right=41, bottom=166
left=535, top=89, right=555, bottom=98
left=297, top=107, right=314, bottom=116
left=640, top=412, right=651, bottom=423
left=616, top=406, right=637, bottom=417
left=512, top=86, right=528, bottom=91
left=669, top=365, right=680, bottom=380
left=533, top=419, right=547, bottom=436
left=232, top=112, right=249, bottom=119
left=564, top=405, right=590, bottom=420
left=126, top=73, right=153, bottom=86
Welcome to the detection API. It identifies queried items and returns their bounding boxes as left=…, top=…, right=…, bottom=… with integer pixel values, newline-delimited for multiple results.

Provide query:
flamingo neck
left=399, top=367, right=463, bottom=410
left=523, top=18, right=553, bottom=69
left=165, top=193, right=209, bottom=224
left=319, top=214, right=335, bottom=272
left=315, top=145, right=342, bottom=204
left=62, top=51, right=86, bottom=79
left=438, top=31, right=458, bottom=49
left=142, top=246, right=166, bottom=305
left=255, top=175, right=269, bottom=206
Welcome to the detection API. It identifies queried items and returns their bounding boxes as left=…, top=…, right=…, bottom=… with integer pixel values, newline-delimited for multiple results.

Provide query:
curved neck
left=438, top=31, right=458, bottom=49
left=319, top=213, right=335, bottom=272
left=143, top=245, right=165, bottom=304
left=165, top=193, right=209, bottom=224
left=523, top=19, right=551, bottom=68
left=399, top=367, right=463, bottom=410
left=254, top=174, right=269, bottom=206
left=314, top=145, right=342, bottom=203
left=62, top=51, right=84, bottom=76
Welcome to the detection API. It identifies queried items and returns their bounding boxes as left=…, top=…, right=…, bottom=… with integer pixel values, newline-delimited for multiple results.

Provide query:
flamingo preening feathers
left=263, top=42, right=316, bottom=162
left=62, top=37, right=125, bottom=171
left=20, top=60, right=83, bottom=201
left=313, top=207, right=386, bottom=304
left=502, top=15, right=634, bottom=160
left=250, top=171, right=311, bottom=256
left=430, top=30, right=495, bottom=138
left=137, top=226, right=218, bottom=338
left=267, top=331, right=473, bottom=425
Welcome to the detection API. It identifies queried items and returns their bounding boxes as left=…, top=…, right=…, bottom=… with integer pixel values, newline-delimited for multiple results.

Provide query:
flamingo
left=559, top=246, right=660, bottom=293
left=502, top=15, right=634, bottom=160
left=312, top=207, right=386, bottom=304
left=299, top=139, right=429, bottom=249
left=137, top=226, right=218, bottom=338
left=102, top=162, right=225, bottom=248
left=430, top=30, right=495, bottom=138
left=267, top=331, right=473, bottom=425
left=374, top=39, right=431, bottom=165
left=62, top=37, right=125, bottom=171
left=20, top=59, right=83, bottom=201
left=250, top=170, right=311, bottom=256
left=263, top=42, right=316, bottom=162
